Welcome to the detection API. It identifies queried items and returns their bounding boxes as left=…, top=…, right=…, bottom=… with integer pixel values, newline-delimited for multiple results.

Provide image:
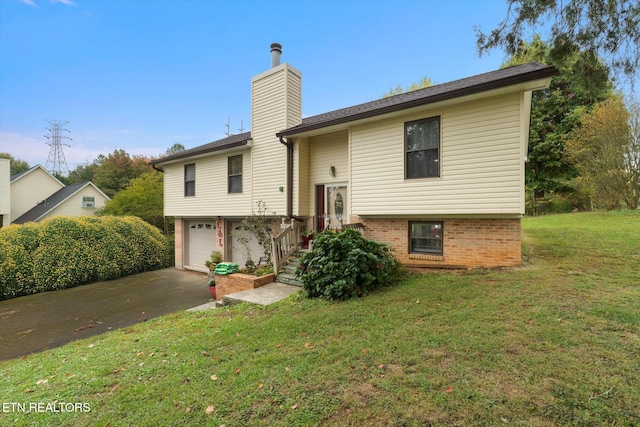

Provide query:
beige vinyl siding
left=251, top=64, right=302, bottom=215
left=307, top=130, right=349, bottom=214
left=351, top=93, right=525, bottom=215
left=163, top=148, right=252, bottom=217
left=293, top=137, right=310, bottom=216
left=11, top=167, right=64, bottom=221
left=0, top=159, right=9, bottom=224
left=39, top=185, right=108, bottom=221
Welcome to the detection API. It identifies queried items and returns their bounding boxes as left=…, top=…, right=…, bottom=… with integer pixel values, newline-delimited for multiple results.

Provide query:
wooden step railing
left=272, top=219, right=305, bottom=278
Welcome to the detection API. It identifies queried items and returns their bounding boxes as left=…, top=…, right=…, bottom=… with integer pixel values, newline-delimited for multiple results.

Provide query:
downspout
left=279, top=135, right=293, bottom=218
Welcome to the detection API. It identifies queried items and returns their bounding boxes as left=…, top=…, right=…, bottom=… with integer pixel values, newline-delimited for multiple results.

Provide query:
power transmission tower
left=44, top=120, right=72, bottom=176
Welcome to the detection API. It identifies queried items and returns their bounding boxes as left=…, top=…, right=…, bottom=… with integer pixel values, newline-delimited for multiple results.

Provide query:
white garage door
left=186, top=220, right=217, bottom=272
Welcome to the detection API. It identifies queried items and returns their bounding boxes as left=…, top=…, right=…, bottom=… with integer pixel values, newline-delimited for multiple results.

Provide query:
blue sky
left=1, top=0, right=524, bottom=171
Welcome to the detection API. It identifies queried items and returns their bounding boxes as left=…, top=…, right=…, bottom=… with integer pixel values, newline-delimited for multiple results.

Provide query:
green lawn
left=1, top=211, right=638, bottom=426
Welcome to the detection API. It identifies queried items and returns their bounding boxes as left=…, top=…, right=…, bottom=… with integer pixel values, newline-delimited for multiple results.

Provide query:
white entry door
left=186, top=220, right=217, bottom=272
left=325, top=184, right=348, bottom=229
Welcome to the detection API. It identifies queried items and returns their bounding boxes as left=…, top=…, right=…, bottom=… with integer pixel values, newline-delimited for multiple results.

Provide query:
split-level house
left=0, top=160, right=110, bottom=227
left=152, top=44, right=557, bottom=273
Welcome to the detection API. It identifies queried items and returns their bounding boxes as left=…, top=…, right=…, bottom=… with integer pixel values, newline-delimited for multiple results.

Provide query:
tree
left=0, top=153, right=30, bottom=175
left=92, top=149, right=154, bottom=198
left=476, top=0, right=640, bottom=81
left=503, top=37, right=613, bottom=205
left=165, top=143, right=185, bottom=156
left=567, top=97, right=640, bottom=209
left=67, top=161, right=99, bottom=185
left=99, top=171, right=171, bottom=232
left=381, top=76, right=434, bottom=98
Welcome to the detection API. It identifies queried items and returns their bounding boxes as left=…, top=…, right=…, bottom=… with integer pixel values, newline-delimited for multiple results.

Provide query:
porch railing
left=323, top=222, right=365, bottom=233
left=272, top=218, right=305, bottom=277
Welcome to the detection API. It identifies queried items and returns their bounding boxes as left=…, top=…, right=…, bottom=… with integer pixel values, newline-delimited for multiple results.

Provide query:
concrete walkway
left=187, top=282, right=301, bottom=311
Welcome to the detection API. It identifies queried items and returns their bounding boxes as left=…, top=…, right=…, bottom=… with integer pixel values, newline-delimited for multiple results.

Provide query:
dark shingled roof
left=10, top=167, right=32, bottom=182
left=151, top=62, right=557, bottom=164
left=277, top=62, right=557, bottom=137
left=13, top=182, right=89, bottom=224
left=152, top=132, right=252, bottom=165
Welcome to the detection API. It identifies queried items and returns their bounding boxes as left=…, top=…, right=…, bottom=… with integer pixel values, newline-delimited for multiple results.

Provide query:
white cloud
left=50, top=0, right=74, bottom=5
left=19, top=0, right=37, bottom=6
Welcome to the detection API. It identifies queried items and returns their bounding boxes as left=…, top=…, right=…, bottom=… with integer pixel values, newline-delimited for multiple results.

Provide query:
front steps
left=275, top=250, right=306, bottom=287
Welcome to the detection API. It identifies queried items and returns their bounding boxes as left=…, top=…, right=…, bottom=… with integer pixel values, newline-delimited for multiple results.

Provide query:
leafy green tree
left=476, top=0, right=640, bottom=80
left=503, top=37, right=613, bottom=204
left=0, top=153, right=30, bottom=175
left=165, top=143, right=185, bottom=156
left=567, top=97, right=639, bottom=210
left=92, top=149, right=154, bottom=198
left=99, top=171, right=170, bottom=232
left=67, top=161, right=99, bottom=185
left=381, top=76, right=434, bottom=98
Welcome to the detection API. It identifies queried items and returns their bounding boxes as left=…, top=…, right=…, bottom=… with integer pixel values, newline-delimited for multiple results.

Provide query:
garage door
left=230, top=221, right=265, bottom=268
left=186, top=220, right=217, bottom=272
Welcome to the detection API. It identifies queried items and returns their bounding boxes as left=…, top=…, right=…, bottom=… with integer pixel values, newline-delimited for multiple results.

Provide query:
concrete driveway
left=0, top=268, right=210, bottom=361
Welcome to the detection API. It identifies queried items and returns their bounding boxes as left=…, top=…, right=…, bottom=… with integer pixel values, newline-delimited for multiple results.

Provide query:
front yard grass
left=1, top=211, right=638, bottom=426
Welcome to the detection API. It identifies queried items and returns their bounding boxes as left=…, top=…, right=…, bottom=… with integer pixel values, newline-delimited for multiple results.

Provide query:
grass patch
left=1, top=211, right=638, bottom=426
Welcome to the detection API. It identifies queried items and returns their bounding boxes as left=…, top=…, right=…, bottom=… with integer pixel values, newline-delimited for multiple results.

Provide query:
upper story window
left=184, top=164, right=195, bottom=197
left=405, top=116, right=440, bottom=179
left=228, top=155, right=242, bottom=194
left=82, top=196, right=95, bottom=208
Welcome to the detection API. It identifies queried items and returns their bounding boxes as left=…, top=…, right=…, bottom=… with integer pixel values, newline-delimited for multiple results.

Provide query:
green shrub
left=0, top=216, right=172, bottom=301
left=296, top=229, right=402, bottom=300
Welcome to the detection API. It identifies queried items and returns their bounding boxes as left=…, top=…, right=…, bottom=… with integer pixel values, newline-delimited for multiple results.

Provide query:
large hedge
left=0, top=216, right=173, bottom=300
left=296, top=229, right=403, bottom=300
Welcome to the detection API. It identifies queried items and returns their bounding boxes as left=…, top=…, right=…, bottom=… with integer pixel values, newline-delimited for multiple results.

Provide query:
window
left=409, top=221, right=443, bottom=255
left=405, top=116, right=440, bottom=179
left=228, top=155, right=242, bottom=193
left=82, top=196, right=95, bottom=208
left=184, top=164, right=195, bottom=197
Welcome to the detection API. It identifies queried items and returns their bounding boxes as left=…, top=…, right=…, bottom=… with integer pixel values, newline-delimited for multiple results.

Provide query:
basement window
left=409, top=221, right=443, bottom=255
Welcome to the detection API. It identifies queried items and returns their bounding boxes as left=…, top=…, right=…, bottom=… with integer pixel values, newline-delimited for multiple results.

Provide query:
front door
left=325, top=184, right=348, bottom=230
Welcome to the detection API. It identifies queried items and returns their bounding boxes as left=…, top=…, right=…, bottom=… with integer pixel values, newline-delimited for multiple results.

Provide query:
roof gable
left=12, top=182, right=109, bottom=224
left=10, top=165, right=65, bottom=187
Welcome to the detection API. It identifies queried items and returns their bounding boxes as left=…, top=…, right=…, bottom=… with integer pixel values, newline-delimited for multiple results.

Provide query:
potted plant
left=205, top=250, right=223, bottom=299
left=301, top=230, right=315, bottom=249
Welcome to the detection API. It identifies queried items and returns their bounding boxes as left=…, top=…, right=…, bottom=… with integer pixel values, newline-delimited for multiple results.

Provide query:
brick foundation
left=214, top=273, right=275, bottom=300
left=352, top=217, right=521, bottom=268
left=174, top=218, right=184, bottom=269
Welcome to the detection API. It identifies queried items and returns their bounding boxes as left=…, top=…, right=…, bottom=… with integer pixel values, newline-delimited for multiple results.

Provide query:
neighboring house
left=0, top=159, right=10, bottom=227
left=152, top=43, right=556, bottom=272
left=0, top=164, right=110, bottom=226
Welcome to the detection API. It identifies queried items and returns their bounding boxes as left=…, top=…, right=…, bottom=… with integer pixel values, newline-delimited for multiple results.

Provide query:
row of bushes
left=297, top=229, right=403, bottom=300
left=0, top=216, right=173, bottom=301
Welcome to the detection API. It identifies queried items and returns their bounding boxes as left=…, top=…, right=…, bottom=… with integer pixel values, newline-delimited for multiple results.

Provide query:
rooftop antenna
left=44, top=119, right=71, bottom=176
left=238, top=120, right=244, bottom=134
left=225, top=116, right=232, bottom=137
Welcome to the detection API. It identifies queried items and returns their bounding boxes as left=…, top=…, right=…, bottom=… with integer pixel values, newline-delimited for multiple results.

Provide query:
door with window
left=316, top=184, right=348, bottom=231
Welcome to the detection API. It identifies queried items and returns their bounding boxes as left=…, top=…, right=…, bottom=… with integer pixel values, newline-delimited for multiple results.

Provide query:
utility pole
left=44, top=120, right=71, bottom=176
